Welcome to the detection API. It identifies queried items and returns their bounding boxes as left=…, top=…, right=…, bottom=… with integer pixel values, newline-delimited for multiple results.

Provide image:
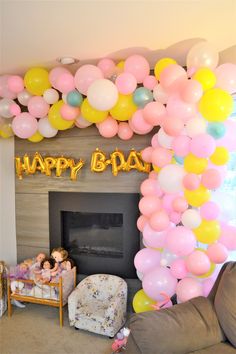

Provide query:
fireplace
left=49, top=192, right=140, bottom=278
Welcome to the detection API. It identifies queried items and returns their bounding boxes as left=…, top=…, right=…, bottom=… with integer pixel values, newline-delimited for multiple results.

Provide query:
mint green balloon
left=67, top=90, right=83, bottom=107
left=207, top=122, right=226, bottom=139
left=133, top=87, right=153, bottom=108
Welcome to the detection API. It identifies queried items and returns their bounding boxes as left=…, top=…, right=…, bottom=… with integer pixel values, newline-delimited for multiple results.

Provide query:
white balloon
left=157, top=128, right=174, bottom=149
left=181, top=209, right=201, bottom=229
left=87, top=79, right=118, bottom=111
left=153, top=84, right=169, bottom=104
left=62, top=93, right=67, bottom=103
left=186, top=116, right=207, bottom=138
left=136, top=271, right=144, bottom=281
left=160, top=249, right=178, bottom=267
left=212, top=191, right=236, bottom=222
left=17, top=89, right=32, bottom=106
left=38, top=116, right=58, bottom=138
left=158, top=164, right=185, bottom=193
left=0, top=98, right=15, bottom=118
left=75, top=115, right=93, bottom=128
left=43, top=88, right=59, bottom=104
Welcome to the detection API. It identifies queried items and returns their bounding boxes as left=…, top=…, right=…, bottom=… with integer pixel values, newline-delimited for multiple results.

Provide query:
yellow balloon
left=210, top=146, right=229, bottom=165
left=154, top=58, right=177, bottom=80
left=28, top=131, right=44, bottom=143
left=48, top=100, right=75, bottom=130
left=133, top=289, right=156, bottom=313
left=81, top=98, right=108, bottom=123
left=117, top=60, right=125, bottom=70
left=194, top=219, right=221, bottom=244
left=0, top=124, right=14, bottom=138
left=110, top=94, right=137, bottom=121
left=184, top=185, right=211, bottom=207
left=152, top=164, right=160, bottom=173
left=184, top=153, right=208, bottom=174
left=24, top=67, right=51, bottom=96
left=193, top=68, right=216, bottom=91
left=199, top=88, right=233, bottom=122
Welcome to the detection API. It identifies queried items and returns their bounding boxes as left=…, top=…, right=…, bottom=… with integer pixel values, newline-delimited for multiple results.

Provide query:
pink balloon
left=74, top=65, right=104, bottom=95
left=97, top=58, right=116, bottom=78
left=201, top=169, right=222, bottom=189
left=166, top=226, right=196, bottom=256
left=149, top=210, right=170, bottom=232
left=160, top=64, right=187, bottom=93
left=219, top=223, right=236, bottom=250
left=141, top=146, right=154, bottom=163
left=206, top=243, right=228, bottom=264
left=55, top=72, right=75, bottom=93
left=9, top=103, right=21, bottom=116
left=75, top=115, right=93, bottom=128
left=60, top=104, right=79, bottom=121
left=49, top=67, right=70, bottom=87
left=200, top=201, right=220, bottom=220
left=169, top=211, right=182, bottom=225
left=143, top=102, right=166, bottom=126
left=143, top=223, right=167, bottom=249
left=170, top=259, right=188, bottom=279
left=186, top=250, right=211, bottom=275
left=139, top=196, right=162, bottom=217
left=134, top=248, right=161, bottom=274
left=163, top=116, right=184, bottom=136
left=215, top=63, right=236, bottom=94
left=142, top=266, right=177, bottom=301
left=151, top=133, right=161, bottom=148
left=190, top=133, right=216, bottom=158
left=0, top=75, right=17, bottom=99
left=202, top=278, right=215, bottom=297
left=216, top=119, right=236, bottom=152
left=172, top=135, right=191, bottom=157
left=97, top=116, right=118, bottom=138
left=7, top=75, right=24, bottom=93
left=143, top=75, right=157, bottom=90
left=162, top=193, right=179, bottom=214
left=149, top=171, right=158, bottom=180
left=167, top=94, right=197, bottom=122
left=130, top=110, right=153, bottom=135
left=124, top=55, right=150, bottom=83
left=180, top=79, right=203, bottom=103
left=137, top=215, right=148, bottom=232
left=115, top=73, right=137, bottom=94
left=12, top=113, right=38, bottom=139
left=140, top=179, right=163, bottom=197
left=28, top=96, right=49, bottom=118
left=183, top=173, right=200, bottom=190
left=172, top=196, right=188, bottom=213
left=152, top=147, right=172, bottom=167
left=153, top=83, right=169, bottom=104
left=117, top=122, right=133, bottom=140
left=176, top=278, right=203, bottom=302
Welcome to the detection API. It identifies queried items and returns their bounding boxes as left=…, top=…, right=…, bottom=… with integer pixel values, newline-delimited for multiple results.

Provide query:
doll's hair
left=41, top=257, right=56, bottom=269
left=51, top=247, right=68, bottom=261
left=64, top=258, right=75, bottom=269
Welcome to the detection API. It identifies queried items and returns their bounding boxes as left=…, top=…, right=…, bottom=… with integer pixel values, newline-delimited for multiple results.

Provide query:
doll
left=35, top=258, right=56, bottom=284
left=111, top=327, right=131, bottom=353
left=61, top=258, right=75, bottom=273
left=29, top=252, right=47, bottom=277
left=51, top=247, right=68, bottom=275
left=10, top=262, right=30, bottom=294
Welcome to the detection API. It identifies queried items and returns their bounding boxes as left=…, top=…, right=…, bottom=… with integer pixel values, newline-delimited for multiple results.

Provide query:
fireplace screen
left=62, top=211, right=124, bottom=258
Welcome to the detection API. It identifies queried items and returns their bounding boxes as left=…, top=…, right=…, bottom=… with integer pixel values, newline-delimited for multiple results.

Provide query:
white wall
left=0, top=138, right=17, bottom=265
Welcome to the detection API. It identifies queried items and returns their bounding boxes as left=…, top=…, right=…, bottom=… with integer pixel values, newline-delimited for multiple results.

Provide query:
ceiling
left=1, top=0, right=236, bottom=75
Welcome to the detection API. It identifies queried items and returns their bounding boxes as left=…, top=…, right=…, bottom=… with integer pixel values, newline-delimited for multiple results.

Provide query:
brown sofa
left=126, top=262, right=236, bottom=354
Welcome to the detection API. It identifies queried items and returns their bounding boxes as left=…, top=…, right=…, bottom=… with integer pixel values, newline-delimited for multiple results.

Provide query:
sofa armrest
left=68, top=285, right=86, bottom=326
left=127, top=297, right=225, bottom=354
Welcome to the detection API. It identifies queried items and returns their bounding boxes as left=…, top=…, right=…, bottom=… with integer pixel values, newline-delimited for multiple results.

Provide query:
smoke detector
left=57, top=57, right=79, bottom=65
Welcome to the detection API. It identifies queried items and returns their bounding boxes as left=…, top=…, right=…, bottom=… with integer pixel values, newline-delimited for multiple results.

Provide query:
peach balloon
left=206, top=243, right=228, bottom=264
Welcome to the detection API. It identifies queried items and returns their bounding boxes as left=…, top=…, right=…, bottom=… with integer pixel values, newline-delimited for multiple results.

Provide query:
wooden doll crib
left=7, top=267, right=76, bottom=327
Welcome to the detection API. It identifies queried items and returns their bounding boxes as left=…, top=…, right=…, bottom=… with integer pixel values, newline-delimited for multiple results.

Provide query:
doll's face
left=43, top=261, right=51, bottom=270
left=20, top=263, right=29, bottom=271
left=36, top=253, right=46, bottom=263
left=52, top=251, right=63, bottom=263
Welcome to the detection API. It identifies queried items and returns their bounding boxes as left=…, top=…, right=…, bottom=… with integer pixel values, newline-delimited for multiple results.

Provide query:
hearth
left=49, top=192, right=140, bottom=278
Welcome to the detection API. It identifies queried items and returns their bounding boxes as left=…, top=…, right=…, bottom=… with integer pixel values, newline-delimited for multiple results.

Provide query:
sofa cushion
left=127, top=297, right=224, bottom=354
left=188, top=342, right=236, bottom=353
left=214, top=262, right=236, bottom=347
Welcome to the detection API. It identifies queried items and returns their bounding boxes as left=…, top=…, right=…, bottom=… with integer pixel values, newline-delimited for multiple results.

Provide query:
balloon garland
left=1, top=41, right=236, bottom=310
